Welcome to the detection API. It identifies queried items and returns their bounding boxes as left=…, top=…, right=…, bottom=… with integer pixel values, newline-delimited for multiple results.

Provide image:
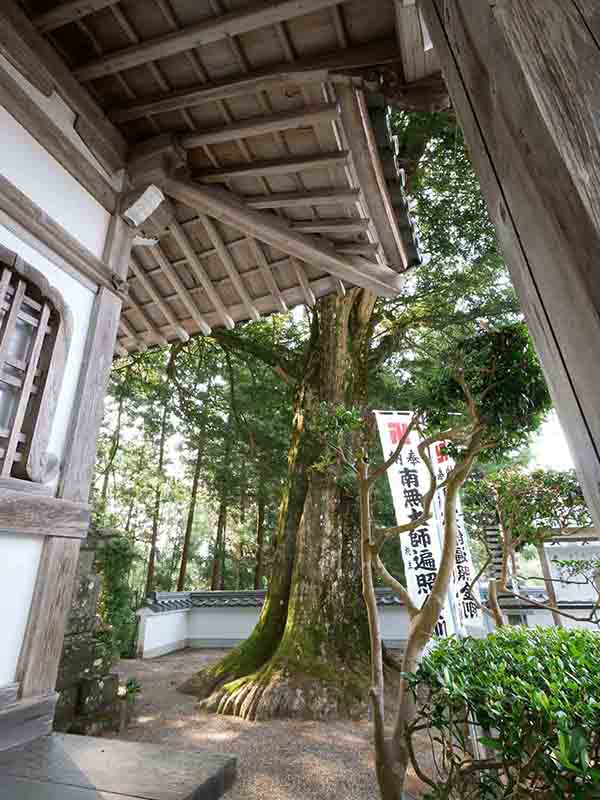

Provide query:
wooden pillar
left=17, top=215, right=130, bottom=699
left=419, top=0, right=600, bottom=524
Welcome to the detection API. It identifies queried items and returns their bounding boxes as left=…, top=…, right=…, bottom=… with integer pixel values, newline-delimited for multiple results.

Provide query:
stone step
left=0, top=733, right=236, bottom=800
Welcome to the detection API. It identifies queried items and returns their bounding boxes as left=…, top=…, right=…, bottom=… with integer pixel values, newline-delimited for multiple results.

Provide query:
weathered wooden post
left=419, top=0, right=600, bottom=523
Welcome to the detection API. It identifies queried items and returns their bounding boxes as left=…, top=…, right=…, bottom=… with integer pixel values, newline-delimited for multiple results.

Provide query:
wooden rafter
left=149, top=244, right=212, bottom=336
left=74, top=0, right=347, bottom=82
left=124, top=287, right=168, bottom=347
left=198, top=152, right=349, bottom=183
left=246, top=238, right=288, bottom=313
left=291, top=219, right=370, bottom=234
left=180, top=104, right=340, bottom=149
left=168, top=219, right=235, bottom=330
left=163, top=177, right=403, bottom=297
left=129, top=254, right=189, bottom=342
left=199, top=215, right=260, bottom=322
left=106, top=39, right=400, bottom=123
left=291, top=259, right=316, bottom=307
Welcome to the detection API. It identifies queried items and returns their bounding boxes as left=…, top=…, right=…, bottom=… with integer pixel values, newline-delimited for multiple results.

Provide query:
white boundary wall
left=136, top=604, right=412, bottom=659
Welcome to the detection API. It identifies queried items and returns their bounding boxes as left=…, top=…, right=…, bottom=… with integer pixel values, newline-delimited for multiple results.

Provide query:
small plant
left=404, top=627, right=600, bottom=799
left=96, top=535, right=139, bottom=657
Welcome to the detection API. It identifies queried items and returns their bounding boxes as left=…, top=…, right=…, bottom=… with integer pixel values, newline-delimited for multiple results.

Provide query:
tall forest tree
left=180, top=112, right=523, bottom=719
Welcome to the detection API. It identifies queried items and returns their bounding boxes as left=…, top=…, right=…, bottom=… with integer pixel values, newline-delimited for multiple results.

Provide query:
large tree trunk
left=181, top=290, right=377, bottom=720
left=254, top=491, right=266, bottom=589
left=210, top=498, right=227, bottom=590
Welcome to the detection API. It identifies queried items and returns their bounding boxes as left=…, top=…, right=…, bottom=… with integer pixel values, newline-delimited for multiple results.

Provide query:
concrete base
left=0, top=733, right=236, bottom=800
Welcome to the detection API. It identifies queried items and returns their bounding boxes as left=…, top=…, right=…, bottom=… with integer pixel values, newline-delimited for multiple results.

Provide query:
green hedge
left=405, top=627, right=600, bottom=798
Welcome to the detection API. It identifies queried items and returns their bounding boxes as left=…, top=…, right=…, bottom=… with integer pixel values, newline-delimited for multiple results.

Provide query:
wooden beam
left=336, top=84, right=408, bottom=269
left=107, top=38, right=400, bottom=123
left=0, top=490, right=90, bottom=538
left=290, top=218, right=370, bottom=234
left=163, top=177, right=403, bottom=297
left=1, top=1, right=127, bottom=174
left=419, top=0, right=600, bottom=523
left=74, top=0, right=347, bottom=81
left=198, top=215, right=260, bottom=321
left=168, top=219, right=232, bottom=330
left=33, top=0, right=121, bottom=33
left=124, top=289, right=169, bottom=347
left=149, top=243, right=212, bottom=335
left=119, top=315, right=147, bottom=352
left=336, top=242, right=379, bottom=257
left=246, top=237, right=287, bottom=313
left=198, top=152, right=349, bottom=183
left=129, top=253, right=189, bottom=342
left=181, top=104, right=340, bottom=149
left=246, top=188, right=360, bottom=210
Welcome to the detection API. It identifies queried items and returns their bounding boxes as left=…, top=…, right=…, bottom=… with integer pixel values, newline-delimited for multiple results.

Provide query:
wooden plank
left=198, top=152, right=349, bottom=183
left=0, top=175, right=120, bottom=293
left=33, top=0, right=121, bottom=33
left=149, top=244, right=212, bottom=335
left=0, top=10, right=55, bottom=96
left=1, top=1, right=127, bottom=174
left=163, top=177, right=404, bottom=297
left=419, top=0, right=600, bottom=522
left=336, top=84, right=407, bottom=269
left=107, top=38, right=400, bottom=123
left=573, top=0, right=600, bottom=41
left=0, top=277, right=25, bottom=380
left=181, top=104, right=340, bottom=149
left=74, top=0, right=351, bottom=81
left=125, top=289, right=169, bottom=347
left=246, top=188, right=360, bottom=209
left=0, top=695, right=56, bottom=751
left=395, top=0, right=427, bottom=82
left=198, top=216, right=260, bottom=322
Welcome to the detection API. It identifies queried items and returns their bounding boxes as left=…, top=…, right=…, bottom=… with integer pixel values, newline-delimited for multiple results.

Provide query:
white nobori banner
left=374, top=411, right=482, bottom=636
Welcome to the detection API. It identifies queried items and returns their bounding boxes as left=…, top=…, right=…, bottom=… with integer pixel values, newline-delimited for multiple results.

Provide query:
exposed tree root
left=198, top=662, right=370, bottom=721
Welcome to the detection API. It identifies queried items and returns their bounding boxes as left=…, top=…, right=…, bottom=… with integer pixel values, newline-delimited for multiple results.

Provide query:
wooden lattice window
left=0, top=252, right=69, bottom=485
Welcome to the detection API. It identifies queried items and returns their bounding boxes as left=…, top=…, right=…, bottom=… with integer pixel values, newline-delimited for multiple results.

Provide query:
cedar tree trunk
left=180, top=289, right=378, bottom=720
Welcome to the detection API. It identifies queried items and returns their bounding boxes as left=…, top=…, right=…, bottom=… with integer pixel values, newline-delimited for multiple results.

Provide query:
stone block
left=52, top=688, right=79, bottom=732
left=57, top=635, right=113, bottom=691
left=79, top=674, right=119, bottom=717
left=66, top=574, right=101, bottom=635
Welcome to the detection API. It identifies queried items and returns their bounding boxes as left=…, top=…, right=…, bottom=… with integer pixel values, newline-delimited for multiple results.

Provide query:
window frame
left=0, top=244, right=71, bottom=488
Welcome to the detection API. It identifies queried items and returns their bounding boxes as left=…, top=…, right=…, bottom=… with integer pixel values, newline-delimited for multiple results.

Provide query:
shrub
left=96, top=536, right=138, bottom=658
left=404, top=627, right=600, bottom=798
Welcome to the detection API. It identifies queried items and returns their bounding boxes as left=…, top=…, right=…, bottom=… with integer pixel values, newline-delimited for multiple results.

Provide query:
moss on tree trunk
left=180, top=291, right=377, bottom=719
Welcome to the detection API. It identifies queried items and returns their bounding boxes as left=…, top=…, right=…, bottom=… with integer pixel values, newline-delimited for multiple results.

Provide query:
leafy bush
left=96, top=536, right=138, bottom=658
left=404, top=627, right=600, bottom=798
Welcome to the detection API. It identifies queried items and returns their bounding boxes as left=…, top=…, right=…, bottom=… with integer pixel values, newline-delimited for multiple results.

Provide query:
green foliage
left=405, top=627, right=600, bottom=798
left=464, top=467, right=591, bottom=554
left=96, top=536, right=138, bottom=658
left=417, top=322, right=551, bottom=459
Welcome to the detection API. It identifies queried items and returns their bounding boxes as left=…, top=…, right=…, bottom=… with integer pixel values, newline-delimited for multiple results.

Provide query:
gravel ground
left=109, top=650, right=429, bottom=800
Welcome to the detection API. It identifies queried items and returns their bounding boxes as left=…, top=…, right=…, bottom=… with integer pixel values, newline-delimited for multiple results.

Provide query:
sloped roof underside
left=17, top=0, right=441, bottom=353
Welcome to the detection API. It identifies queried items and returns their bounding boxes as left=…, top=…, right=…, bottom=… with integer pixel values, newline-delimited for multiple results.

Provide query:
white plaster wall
left=0, top=534, right=42, bottom=685
left=140, top=610, right=190, bottom=658
left=379, top=606, right=410, bottom=646
left=188, top=607, right=259, bottom=645
left=0, top=105, right=110, bottom=258
left=548, top=543, right=600, bottom=604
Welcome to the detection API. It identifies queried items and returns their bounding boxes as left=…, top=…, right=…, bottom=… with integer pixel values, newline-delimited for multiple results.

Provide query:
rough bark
left=254, top=491, right=266, bottom=589
left=210, top=498, right=227, bottom=591
left=180, top=290, right=377, bottom=719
